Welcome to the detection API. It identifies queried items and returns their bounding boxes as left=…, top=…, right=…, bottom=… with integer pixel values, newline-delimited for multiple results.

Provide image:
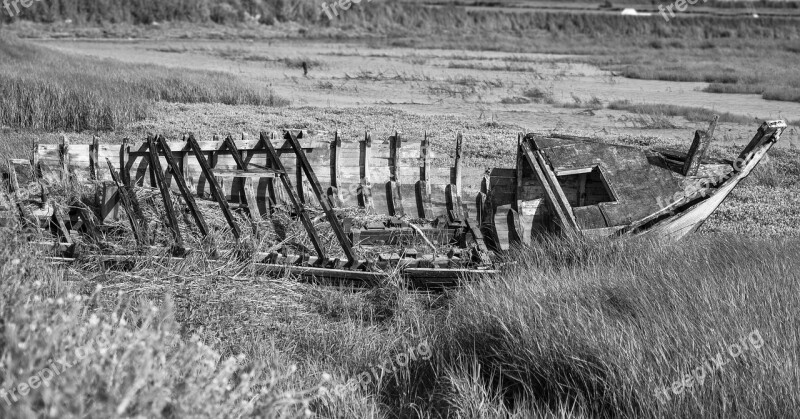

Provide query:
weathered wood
left=521, top=141, right=577, bottom=234
left=683, top=115, right=718, bottom=176
left=187, top=134, right=242, bottom=240
left=147, top=136, right=184, bottom=248
left=60, top=136, right=70, bottom=183
left=388, top=133, right=405, bottom=217
left=454, top=132, right=463, bottom=199
left=360, top=132, right=373, bottom=208
left=156, top=136, right=210, bottom=237
left=89, top=136, right=99, bottom=181
left=100, top=181, right=120, bottom=224
left=420, top=132, right=433, bottom=218
left=261, top=131, right=327, bottom=261
left=243, top=177, right=260, bottom=237
left=120, top=138, right=131, bottom=187
left=106, top=158, right=149, bottom=245
left=329, top=131, right=343, bottom=207
left=285, top=130, right=358, bottom=266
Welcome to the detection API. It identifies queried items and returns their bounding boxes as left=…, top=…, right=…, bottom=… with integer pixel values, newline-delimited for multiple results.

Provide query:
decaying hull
left=2, top=119, right=785, bottom=287
left=483, top=119, right=786, bottom=248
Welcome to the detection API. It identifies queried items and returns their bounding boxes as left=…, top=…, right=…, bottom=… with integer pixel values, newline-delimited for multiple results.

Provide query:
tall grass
left=0, top=35, right=287, bottom=131
left=607, top=100, right=757, bottom=125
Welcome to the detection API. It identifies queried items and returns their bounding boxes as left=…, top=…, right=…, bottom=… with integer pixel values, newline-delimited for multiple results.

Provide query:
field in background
left=2, top=4, right=800, bottom=418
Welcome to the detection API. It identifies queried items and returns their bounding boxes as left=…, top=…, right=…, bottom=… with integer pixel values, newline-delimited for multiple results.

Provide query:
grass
left=0, top=35, right=286, bottom=132
left=2, top=223, right=799, bottom=416
left=607, top=100, right=758, bottom=126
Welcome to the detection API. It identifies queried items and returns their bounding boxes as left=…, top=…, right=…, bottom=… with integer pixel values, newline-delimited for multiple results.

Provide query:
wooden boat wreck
left=1, top=118, right=785, bottom=287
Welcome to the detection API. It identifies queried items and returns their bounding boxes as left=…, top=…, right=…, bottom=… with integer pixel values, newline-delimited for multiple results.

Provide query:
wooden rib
left=329, top=131, right=342, bottom=207
left=90, top=136, right=100, bottom=181
left=507, top=208, right=522, bottom=246
left=32, top=141, right=39, bottom=178
left=360, top=131, right=373, bottom=209
left=60, top=136, right=69, bottom=183
left=156, top=136, right=209, bottom=237
left=388, top=133, right=405, bottom=216
left=419, top=132, right=433, bottom=218
left=106, top=158, right=148, bottom=246
left=187, top=134, right=241, bottom=240
left=147, top=136, right=184, bottom=248
left=285, top=130, right=357, bottom=266
left=446, top=133, right=465, bottom=222
left=262, top=131, right=327, bottom=261
left=520, top=141, right=576, bottom=233
left=120, top=137, right=131, bottom=187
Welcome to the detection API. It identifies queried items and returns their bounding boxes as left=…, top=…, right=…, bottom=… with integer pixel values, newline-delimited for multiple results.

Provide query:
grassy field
left=2, top=7, right=800, bottom=418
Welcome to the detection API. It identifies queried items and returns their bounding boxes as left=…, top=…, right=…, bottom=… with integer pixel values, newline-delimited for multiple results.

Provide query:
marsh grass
left=608, top=100, right=756, bottom=126
left=0, top=35, right=287, bottom=132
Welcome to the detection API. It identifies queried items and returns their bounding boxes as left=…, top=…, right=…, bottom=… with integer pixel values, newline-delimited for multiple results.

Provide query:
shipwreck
left=0, top=119, right=786, bottom=287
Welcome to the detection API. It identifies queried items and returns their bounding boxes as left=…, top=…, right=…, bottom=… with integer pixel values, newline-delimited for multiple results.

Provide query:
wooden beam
left=147, top=136, right=184, bottom=248
left=285, top=130, right=358, bottom=266
left=520, top=141, right=577, bottom=233
left=262, top=131, right=327, bottom=261
left=683, top=115, right=718, bottom=176
left=106, top=159, right=148, bottom=246
left=156, top=136, right=209, bottom=237
left=187, top=134, right=242, bottom=240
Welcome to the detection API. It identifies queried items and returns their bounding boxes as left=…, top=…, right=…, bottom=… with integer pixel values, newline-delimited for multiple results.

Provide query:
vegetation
left=0, top=35, right=286, bottom=131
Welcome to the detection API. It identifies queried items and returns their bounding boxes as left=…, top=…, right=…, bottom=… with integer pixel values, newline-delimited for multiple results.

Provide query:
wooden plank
left=120, top=138, right=131, bottom=187
left=285, top=130, right=357, bottom=266
left=148, top=136, right=184, bottom=248
left=156, top=136, right=209, bottom=237
left=187, top=134, right=241, bottom=240
left=534, top=149, right=578, bottom=231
